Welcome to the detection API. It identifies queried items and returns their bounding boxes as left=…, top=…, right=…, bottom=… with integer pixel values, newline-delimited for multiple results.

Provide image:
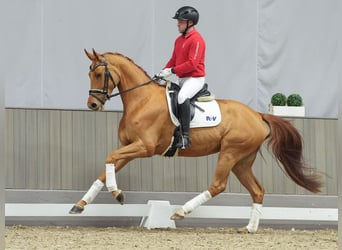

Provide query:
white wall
left=0, top=0, right=339, bottom=117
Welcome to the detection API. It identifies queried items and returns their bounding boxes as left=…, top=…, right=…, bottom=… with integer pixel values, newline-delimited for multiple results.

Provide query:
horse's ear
left=92, top=48, right=101, bottom=61
left=84, top=49, right=95, bottom=61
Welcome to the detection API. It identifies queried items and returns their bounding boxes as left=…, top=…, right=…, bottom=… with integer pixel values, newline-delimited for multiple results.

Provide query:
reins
left=108, top=78, right=156, bottom=99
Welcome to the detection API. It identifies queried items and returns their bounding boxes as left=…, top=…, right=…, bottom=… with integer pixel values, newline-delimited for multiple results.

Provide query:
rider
left=157, top=6, right=206, bottom=149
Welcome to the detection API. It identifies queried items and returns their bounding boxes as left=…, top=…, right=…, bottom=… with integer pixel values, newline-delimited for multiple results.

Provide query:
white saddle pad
left=166, top=85, right=221, bottom=128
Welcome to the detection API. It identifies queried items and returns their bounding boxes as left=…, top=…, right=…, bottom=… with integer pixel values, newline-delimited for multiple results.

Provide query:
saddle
left=167, top=81, right=215, bottom=120
left=163, top=81, right=220, bottom=157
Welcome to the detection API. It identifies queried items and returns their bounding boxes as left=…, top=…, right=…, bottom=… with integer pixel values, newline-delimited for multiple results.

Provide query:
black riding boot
left=176, top=99, right=191, bottom=149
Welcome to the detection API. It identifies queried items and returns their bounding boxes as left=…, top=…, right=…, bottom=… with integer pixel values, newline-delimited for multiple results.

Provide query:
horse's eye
left=95, top=73, right=101, bottom=78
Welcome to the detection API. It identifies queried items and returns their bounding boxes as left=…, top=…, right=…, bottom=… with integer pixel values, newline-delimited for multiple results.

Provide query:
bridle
left=88, top=58, right=156, bottom=105
left=88, top=58, right=118, bottom=105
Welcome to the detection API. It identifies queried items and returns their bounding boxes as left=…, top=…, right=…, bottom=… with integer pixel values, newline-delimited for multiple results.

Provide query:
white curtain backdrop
left=0, top=0, right=339, bottom=117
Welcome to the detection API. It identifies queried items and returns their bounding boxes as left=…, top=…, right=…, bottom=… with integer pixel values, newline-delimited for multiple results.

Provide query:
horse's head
left=85, top=48, right=119, bottom=111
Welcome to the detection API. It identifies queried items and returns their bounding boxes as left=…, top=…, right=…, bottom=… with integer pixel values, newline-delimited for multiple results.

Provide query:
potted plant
left=287, top=93, right=303, bottom=107
left=269, top=93, right=305, bottom=117
left=271, top=93, right=287, bottom=106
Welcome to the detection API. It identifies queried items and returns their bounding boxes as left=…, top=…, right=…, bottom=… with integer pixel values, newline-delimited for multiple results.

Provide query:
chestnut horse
left=70, top=49, right=321, bottom=233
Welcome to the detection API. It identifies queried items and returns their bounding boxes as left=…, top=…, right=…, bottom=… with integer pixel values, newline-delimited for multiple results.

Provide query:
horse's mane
left=103, top=52, right=151, bottom=79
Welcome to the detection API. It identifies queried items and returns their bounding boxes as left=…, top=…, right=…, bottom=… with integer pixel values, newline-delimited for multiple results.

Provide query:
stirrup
left=176, top=135, right=190, bottom=149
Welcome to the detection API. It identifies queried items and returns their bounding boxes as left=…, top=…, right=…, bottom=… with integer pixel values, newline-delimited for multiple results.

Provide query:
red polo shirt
left=165, top=28, right=206, bottom=78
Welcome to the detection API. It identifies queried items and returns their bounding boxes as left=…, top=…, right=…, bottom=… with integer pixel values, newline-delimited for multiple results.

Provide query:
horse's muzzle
left=89, top=102, right=99, bottom=110
left=87, top=98, right=104, bottom=111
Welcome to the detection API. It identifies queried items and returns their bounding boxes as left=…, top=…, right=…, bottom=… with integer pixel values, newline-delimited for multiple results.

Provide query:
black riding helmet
left=173, top=6, right=199, bottom=25
left=172, top=6, right=199, bottom=25
left=173, top=6, right=199, bottom=35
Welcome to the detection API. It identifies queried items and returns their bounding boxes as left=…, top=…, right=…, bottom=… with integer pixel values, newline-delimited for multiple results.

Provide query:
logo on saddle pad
left=165, top=82, right=221, bottom=128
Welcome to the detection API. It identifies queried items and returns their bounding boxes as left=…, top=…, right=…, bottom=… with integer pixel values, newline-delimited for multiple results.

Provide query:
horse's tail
left=261, top=113, right=322, bottom=193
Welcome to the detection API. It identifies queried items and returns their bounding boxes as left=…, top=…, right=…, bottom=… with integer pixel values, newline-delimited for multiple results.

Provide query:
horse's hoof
left=237, top=227, right=250, bottom=234
left=69, top=205, right=84, bottom=214
left=113, top=190, right=125, bottom=205
left=170, top=209, right=185, bottom=220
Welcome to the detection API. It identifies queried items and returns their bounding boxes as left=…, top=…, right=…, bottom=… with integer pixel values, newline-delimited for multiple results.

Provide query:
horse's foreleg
left=69, top=159, right=129, bottom=214
left=105, top=163, right=124, bottom=205
left=232, top=153, right=264, bottom=234
left=69, top=177, right=105, bottom=214
left=103, top=141, right=152, bottom=204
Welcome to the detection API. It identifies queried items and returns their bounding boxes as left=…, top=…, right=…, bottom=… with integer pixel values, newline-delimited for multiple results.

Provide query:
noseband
left=88, top=58, right=117, bottom=105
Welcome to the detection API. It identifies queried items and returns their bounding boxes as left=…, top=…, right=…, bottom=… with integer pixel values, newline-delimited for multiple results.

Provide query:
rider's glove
left=157, top=68, right=173, bottom=78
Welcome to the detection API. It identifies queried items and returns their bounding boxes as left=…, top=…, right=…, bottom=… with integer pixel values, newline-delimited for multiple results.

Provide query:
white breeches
left=177, top=77, right=205, bottom=104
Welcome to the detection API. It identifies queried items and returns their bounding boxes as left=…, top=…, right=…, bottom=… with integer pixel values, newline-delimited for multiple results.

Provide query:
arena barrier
left=5, top=190, right=338, bottom=229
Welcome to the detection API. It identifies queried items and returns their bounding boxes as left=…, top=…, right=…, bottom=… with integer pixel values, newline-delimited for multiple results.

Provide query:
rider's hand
left=157, top=68, right=173, bottom=78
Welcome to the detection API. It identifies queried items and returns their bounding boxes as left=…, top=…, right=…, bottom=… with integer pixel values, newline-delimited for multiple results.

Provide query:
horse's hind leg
left=232, top=152, right=265, bottom=233
left=171, top=152, right=233, bottom=220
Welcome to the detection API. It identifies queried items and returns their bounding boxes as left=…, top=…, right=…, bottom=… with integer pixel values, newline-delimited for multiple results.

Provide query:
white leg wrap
left=106, top=163, right=118, bottom=192
left=81, top=179, right=104, bottom=204
left=246, top=203, right=262, bottom=233
left=182, top=190, right=212, bottom=214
